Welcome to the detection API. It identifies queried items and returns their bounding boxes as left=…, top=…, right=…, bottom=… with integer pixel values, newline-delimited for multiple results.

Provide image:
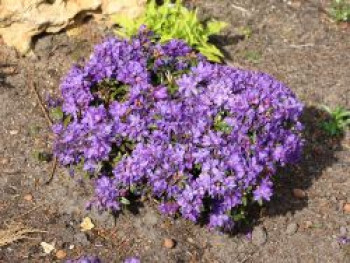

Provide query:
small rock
left=9, top=130, right=19, bottom=135
left=23, top=194, right=33, bottom=202
left=163, top=238, right=176, bottom=249
left=187, top=237, right=195, bottom=244
left=286, top=223, right=298, bottom=235
left=252, top=226, right=267, bottom=245
left=343, top=203, right=350, bottom=213
left=292, top=188, right=306, bottom=199
left=55, top=249, right=67, bottom=259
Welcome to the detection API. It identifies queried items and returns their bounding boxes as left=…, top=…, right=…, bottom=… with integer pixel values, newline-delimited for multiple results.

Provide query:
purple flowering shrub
left=53, top=28, right=304, bottom=231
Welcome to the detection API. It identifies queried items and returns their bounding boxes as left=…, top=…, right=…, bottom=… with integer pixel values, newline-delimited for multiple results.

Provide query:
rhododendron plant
left=53, top=27, right=303, bottom=231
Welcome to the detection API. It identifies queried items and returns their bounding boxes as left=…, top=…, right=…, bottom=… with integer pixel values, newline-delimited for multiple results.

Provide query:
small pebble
left=292, top=188, right=306, bottom=199
left=163, top=238, right=176, bottom=249
left=187, top=237, right=195, bottom=244
left=252, top=226, right=267, bottom=245
left=23, top=194, right=33, bottom=202
left=9, top=130, right=19, bottom=135
left=55, top=249, right=67, bottom=259
left=343, top=203, right=350, bottom=213
left=286, top=223, right=298, bottom=235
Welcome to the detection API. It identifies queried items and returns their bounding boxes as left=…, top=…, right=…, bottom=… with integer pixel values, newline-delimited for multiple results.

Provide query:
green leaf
left=233, top=213, right=245, bottom=221
left=206, top=20, right=228, bottom=35
left=120, top=197, right=131, bottom=205
left=242, top=196, right=248, bottom=207
left=50, top=107, right=64, bottom=120
left=63, top=115, right=72, bottom=127
left=112, top=0, right=226, bottom=61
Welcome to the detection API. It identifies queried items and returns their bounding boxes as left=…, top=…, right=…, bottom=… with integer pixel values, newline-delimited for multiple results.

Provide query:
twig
left=2, top=169, right=22, bottom=175
left=29, top=81, right=53, bottom=126
left=45, top=157, right=57, bottom=185
left=0, top=223, right=46, bottom=247
left=28, top=78, right=57, bottom=184
left=231, top=3, right=251, bottom=14
left=289, top=43, right=315, bottom=48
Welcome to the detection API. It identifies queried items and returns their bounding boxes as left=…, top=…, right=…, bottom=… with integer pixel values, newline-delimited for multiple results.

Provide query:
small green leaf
left=242, top=196, right=248, bottom=207
left=206, top=20, right=228, bottom=35
left=121, top=197, right=131, bottom=205
left=233, top=213, right=245, bottom=221
left=50, top=107, right=64, bottom=120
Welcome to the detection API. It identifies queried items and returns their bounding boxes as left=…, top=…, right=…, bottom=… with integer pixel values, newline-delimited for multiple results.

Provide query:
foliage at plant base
left=113, top=0, right=227, bottom=62
left=329, top=0, right=350, bottom=22
left=52, top=27, right=304, bottom=231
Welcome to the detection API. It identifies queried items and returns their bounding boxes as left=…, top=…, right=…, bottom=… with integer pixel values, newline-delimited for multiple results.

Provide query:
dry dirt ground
left=0, top=0, right=349, bottom=262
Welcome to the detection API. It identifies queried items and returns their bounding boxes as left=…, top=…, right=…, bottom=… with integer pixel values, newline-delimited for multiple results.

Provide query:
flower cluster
left=53, top=28, right=303, bottom=230
left=124, top=257, right=141, bottom=263
left=66, top=256, right=139, bottom=263
left=66, top=255, right=101, bottom=263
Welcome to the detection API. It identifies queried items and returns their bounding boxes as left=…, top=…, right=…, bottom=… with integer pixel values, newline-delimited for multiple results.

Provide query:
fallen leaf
left=80, top=217, right=95, bottom=232
left=40, top=241, right=55, bottom=254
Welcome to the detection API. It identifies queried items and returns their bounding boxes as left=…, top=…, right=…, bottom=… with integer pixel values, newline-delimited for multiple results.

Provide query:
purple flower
left=124, top=257, right=141, bottom=263
left=89, top=176, right=120, bottom=211
left=253, top=178, right=273, bottom=202
left=66, top=256, right=101, bottom=263
left=337, top=236, right=350, bottom=245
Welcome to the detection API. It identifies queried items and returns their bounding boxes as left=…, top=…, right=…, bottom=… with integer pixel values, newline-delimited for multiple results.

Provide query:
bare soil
left=0, top=0, right=349, bottom=262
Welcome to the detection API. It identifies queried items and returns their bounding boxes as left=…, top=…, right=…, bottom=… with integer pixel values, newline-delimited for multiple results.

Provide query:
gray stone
left=286, top=223, right=298, bottom=235
left=252, top=226, right=267, bottom=245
